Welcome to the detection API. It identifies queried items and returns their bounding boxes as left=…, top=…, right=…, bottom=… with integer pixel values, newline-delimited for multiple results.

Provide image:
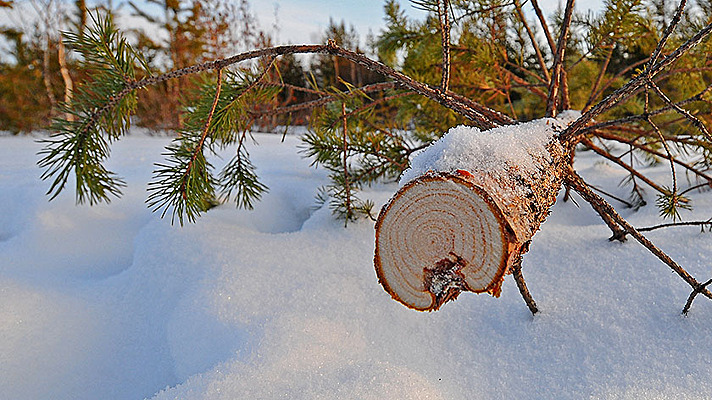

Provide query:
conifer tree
left=38, top=0, right=712, bottom=313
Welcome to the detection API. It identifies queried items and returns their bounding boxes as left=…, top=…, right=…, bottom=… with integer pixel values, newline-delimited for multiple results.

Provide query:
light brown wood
left=374, top=140, right=567, bottom=311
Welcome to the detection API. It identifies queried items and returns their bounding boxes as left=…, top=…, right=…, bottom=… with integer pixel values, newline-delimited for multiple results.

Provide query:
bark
left=374, top=135, right=568, bottom=311
left=57, top=38, right=74, bottom=122
left=42, top=34, right=57, bottom=114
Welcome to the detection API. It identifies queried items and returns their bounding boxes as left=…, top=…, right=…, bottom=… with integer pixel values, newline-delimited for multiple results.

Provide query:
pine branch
left=38, top=12, right=145, bottom=205
left=341, top=102, right=353, bottom=223
left=146, top=62, right=277, bottom=224
left=218, top=130, right=268, bottom=210
left=96, top=43, right=513, bottom=129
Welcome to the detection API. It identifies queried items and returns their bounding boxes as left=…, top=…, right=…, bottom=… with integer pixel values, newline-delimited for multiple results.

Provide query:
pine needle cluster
left=147, top=68, right=278, bottom=225
left=301, top=84, right=418, bottom=223
left=37, top=0, right=712, bottom=226
left=38, top=13, right=281, bottom=225
left=38, top=13, right=148, bottom=205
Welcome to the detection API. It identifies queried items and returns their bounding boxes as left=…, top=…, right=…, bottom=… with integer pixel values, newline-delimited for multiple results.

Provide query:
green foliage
left=38, top=13, right=147, bottom=204
left=301, top=85, right=417, bottom=222
left=27, top=0, right=712, bottom=226
left=656, top=189, right=692, bottom=221
left=147, top=68, right=279, bottom=224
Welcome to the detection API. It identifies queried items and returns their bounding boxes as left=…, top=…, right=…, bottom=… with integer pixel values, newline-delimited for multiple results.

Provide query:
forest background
left=0, top=0, right=604, bottom=135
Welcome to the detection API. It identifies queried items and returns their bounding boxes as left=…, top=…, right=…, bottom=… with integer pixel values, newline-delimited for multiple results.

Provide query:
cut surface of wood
left=375, top=172, right=511, bottom=311
left=375, top=116, right=574, bottom=311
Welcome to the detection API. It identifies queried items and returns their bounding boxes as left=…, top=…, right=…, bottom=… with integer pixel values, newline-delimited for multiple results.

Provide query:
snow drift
left=1, top=132, right=711, bottom=399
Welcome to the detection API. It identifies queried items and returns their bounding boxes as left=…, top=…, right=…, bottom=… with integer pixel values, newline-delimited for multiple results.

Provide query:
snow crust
left=400, top=111, right=581, bottom=186
left=2, top=128, right=712, bottom=400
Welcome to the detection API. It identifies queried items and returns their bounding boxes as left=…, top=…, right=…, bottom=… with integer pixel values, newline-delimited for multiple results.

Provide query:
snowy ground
left=1, top=131, right=711, bottom=400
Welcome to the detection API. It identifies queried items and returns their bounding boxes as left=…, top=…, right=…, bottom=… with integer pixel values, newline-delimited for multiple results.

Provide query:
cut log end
left=374, top=172, right=513, bottom=311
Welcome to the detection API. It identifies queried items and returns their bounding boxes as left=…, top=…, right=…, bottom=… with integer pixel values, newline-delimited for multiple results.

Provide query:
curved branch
left=91, top=44, right=513, bottom=133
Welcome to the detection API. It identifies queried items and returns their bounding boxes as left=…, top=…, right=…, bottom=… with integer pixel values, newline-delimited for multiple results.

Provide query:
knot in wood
left=423, top=252, right=467, bottom=310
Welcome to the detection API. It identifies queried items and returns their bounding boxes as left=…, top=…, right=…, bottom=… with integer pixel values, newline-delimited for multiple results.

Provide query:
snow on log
left=374, top=112, right=579, bottom=311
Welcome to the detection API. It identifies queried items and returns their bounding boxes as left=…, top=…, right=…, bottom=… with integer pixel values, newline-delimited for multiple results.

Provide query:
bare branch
left=593, top=131, right=712, bottom=184
left=437, top=0, right=451, bottom=92
left=530, top=0, right=556, bottom=54
left=581, top=84, right=712, bottom=134
left=645, top=85, right=679, bottom=197
left=683, top=278, right=712, bottom=314
left=582, top=138, right=670, bottom=195
left=639, top=219, right=712, bottom=233
left=650, top=82, right=712, bottom=141
left=513, top=0, right=550, bottom=82
left=546, top=0, right=575, bottom=117
left=648, top=0, right=688, bottom=66
left=584, top=45, right=614, bottom=110
left=565, top=166, right=712, bottom=307
left=512, top=248, right=538, bottom=315
left=560, top=21, right=712, bottom=145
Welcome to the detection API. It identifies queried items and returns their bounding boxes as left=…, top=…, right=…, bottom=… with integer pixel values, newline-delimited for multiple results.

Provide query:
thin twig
left=593, top=130, right=712, bottom=184
left=546, top=0, right=575, bottom=117
left=683, top=278, right=712, bottom=314
left=587, top=183, right=635, bottom=208
left=585, top=45, right=615, bottom=110
left=645, top=84, right=679, bottom=198
left=581, top=84, right=712, bottom=134
left=513, top=0, right=550, bottom=82
left=530, top=0, right=556, bottom=54
left=638, top=219, right=712, bottom=233
left=565, top=166, right=712, bottom=309
left=650, top=82, right=712, bottom=142
left=561, top=20, right=712, bottom=145
left=438, top=0, right=451, bottom=92
left=582, top=138, right=669, bottom=195
left=341, top=102, right=352, bottom=222
left=647, top=0, right=688, bottom=66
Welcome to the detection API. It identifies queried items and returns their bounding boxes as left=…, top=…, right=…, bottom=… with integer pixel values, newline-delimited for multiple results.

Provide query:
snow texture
left=399, top=111, right=581, bottom=186
left=1, top=129, right=712, bottom=400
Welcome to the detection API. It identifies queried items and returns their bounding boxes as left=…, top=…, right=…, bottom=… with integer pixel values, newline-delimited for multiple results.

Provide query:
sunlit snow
left=1, top=130, right=711, bottom=400
left=400, top=111, right=580, bottom=186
